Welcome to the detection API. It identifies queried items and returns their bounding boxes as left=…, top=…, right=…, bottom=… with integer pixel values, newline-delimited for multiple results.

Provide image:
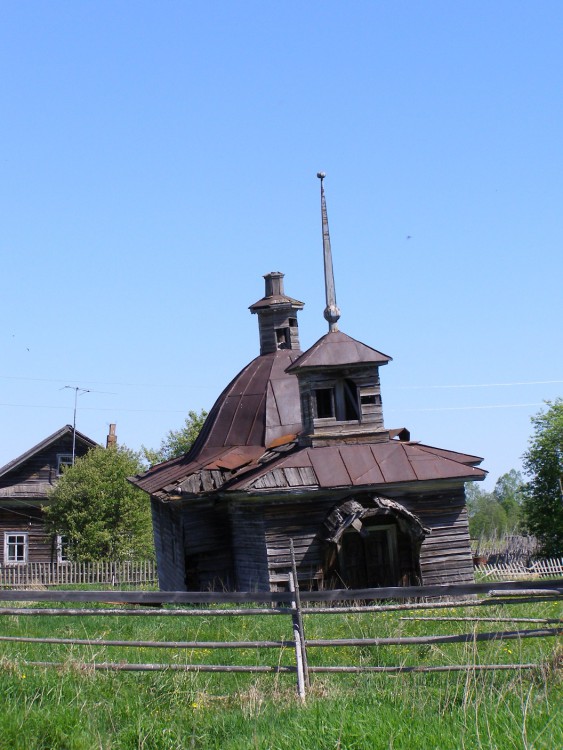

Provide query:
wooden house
left=0, top=425, right=99, bottom=564
left=131, top=176, right=487, bottom=592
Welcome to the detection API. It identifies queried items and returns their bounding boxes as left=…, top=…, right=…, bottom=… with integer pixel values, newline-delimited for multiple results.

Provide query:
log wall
left=403, top=490, right=474, bottom=585
left=0, top=508, right=55, bottom=564
left=154, top=485, right=474, bottom=591
left=0, top=435, right=92, bottom=491
left=151, top=500, right=185, bottom=591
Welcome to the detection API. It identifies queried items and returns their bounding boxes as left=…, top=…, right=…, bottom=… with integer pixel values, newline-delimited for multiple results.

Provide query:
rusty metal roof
left=286, top=330, right=392, bottom=372
left=132, top=350, right=303, bottom=495
left=226, top=440, right=486, bottom=492
left=134, top=431, right=485, bottom=498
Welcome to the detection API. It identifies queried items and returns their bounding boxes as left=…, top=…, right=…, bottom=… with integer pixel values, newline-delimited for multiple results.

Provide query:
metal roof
left=225, top=440, right=486, bottom=492
left=286, top=330, right=392, bottom=372
left=132, top=349, right=303, bottom=494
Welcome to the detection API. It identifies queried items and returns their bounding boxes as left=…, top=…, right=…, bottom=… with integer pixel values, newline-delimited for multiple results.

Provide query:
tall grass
left=0, top=598, right=560, bottom=749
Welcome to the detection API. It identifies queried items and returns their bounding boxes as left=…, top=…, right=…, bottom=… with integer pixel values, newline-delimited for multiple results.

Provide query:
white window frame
left=56, top=534, right=69, bottom=564
left=57, top=454, right=74, bottom=476
left=4, top=532, right=28, bottom=564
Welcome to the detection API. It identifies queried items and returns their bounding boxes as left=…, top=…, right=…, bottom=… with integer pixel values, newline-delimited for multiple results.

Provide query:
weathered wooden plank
left=0, top=579, right=560, bottom=604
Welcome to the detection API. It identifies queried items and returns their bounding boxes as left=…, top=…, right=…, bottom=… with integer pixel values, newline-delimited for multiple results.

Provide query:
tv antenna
left=62, top=386, right=91, bottom=463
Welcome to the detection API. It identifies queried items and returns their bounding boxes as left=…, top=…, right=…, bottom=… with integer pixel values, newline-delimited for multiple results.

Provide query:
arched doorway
left=322, top=496, right=430, bottom=589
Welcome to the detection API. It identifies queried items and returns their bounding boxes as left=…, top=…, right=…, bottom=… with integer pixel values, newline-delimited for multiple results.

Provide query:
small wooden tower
left=131, top=175, right=486, bottom=592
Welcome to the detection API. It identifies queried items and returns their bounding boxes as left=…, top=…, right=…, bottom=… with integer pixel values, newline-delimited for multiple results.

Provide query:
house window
left=56, top=535, right=69, bottom=564
left=314, top=379, right=360, bottom=422
left=275, top=327, right=291, bottom=350
left=5, top=533, right=28, bottom=564
left=315, top=388, right=335, bottom=418
left=57, top=454, right=73, bottom=476
left=341, top=379, right=360, bottom=421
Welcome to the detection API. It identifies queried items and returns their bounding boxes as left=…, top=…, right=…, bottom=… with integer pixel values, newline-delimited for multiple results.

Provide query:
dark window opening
left=184, top=553, right=199, bottom=590
left=275, top=327, right=291, bottom=350
left=57, top=454, right=73, bottom=476
left=288, top=318, right=297, bottom=328
left=342, top=379, right=360, bottom=421
left=315, top=388, right=335, bottom=418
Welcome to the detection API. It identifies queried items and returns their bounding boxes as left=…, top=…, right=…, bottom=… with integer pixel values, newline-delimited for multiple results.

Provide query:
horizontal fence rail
left=0, top=560, right=157, bottom=587
left=0, top=577, right=561, bottom=700
left=1, top=578, right=561, bottom=604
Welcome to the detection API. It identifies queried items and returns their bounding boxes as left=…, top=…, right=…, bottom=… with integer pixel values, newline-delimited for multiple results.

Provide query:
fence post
left=289, top=539, right=310, bottom=692
left=288, top=571, right=306, bottom=702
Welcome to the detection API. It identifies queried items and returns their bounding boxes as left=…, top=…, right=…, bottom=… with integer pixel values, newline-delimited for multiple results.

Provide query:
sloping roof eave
left=0, top=426, right=99, bottom=479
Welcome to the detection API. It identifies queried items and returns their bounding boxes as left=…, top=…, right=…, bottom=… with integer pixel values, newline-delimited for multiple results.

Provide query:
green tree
left=142, top=409, right=208, bottom=466
left=465, top=482, right=506, bottom=538
left=466, top=470, right=525, bottom=539
left=522, top=399, right=563, bottom=556
left=493, top=469, right=525, bottom=533
left=45, top=445, right=154, bottom=561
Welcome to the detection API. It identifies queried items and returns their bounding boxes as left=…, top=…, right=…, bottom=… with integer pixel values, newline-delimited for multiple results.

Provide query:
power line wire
left=0, top=401, right=549, bottom=414
left=1, top=374, right=562, bottom=390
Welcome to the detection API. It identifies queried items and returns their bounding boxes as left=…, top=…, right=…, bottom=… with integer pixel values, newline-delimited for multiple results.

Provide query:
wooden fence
left=0, top=560, right=157, bottom=587
left=475, top=558, right=563, bottom=581
left=471, top=534, right=539, bottom=564
left=0, top=574, right=561, bottom=701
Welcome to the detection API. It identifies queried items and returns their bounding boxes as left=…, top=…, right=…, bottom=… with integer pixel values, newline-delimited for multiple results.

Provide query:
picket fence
left=0, top=560, right=157, bottom=587
left=475, top=557, right=563, bottom=582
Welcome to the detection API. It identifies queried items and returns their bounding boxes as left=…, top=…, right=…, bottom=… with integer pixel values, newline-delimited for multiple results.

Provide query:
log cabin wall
left=229, top=502, right=270, bottom=591
left=224, top=487, right=474, bottom=591
left=263, top=499, right=328, bottom=590
left=0, top=507, right=56, bottom=564
left=151, top=499, right=185, bottom=591
left=401, top=488, right=474, bottom=585
left=180, top=501, right=234, bottom=591
left=0, top=434, right=91, bottom=492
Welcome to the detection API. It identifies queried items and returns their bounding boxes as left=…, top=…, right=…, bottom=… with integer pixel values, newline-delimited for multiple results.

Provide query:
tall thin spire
left=317, top=172, right=341, bottom=332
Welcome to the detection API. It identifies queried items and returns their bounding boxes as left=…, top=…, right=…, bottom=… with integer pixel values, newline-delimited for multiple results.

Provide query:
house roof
left=0, top=425, right=99, bottom=479
left=133, top=349, right=303, bottom=495
left=133, top=432, right=485, bottom=499
left=249, top=293, right=305, bottom=311
left=286, top=330, right=392, bottom=372
left=224, top=440, right=485, bottom=492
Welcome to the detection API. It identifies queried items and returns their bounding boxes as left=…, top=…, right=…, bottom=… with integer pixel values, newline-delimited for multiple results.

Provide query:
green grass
left=0, top=597, right=560, bottom=749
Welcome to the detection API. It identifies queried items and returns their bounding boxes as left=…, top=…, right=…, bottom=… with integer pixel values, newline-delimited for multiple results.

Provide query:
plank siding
left=229, top=504, right=270, bottom=591
left=0, top=427, right=97, bottom=564
left=154, top=485, right=475, bottom=592
left=0, top=508, right=56, bottom=564
left=181, top=503, right=234, bottom=590
left=402, top=491, right=474, bottom=585
left=151, top=500, right=185, bottom=591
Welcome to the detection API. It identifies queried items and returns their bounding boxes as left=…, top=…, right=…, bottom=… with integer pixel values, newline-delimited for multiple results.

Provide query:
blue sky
left=1, top=1, right=562, bottom=488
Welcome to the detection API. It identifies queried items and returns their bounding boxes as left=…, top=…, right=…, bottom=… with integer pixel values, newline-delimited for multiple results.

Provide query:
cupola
left=249, top=271, right=304, bottom=355
left=287, top=174, right=392, bottom=447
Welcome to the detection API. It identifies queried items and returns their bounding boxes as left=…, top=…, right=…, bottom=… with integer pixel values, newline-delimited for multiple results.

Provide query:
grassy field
left=0, top=595, right=560, bottom=750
